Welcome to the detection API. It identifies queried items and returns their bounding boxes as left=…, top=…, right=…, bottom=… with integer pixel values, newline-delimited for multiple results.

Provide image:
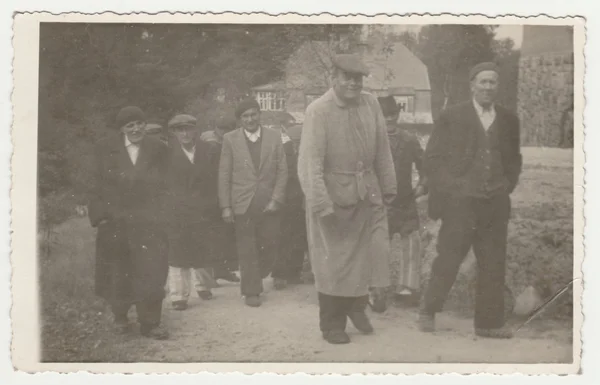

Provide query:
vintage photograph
left=11, top=13, right=583, bottom=373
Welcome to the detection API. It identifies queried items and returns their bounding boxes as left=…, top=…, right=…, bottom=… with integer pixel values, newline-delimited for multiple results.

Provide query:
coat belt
left=327, top=161, right=372, bottom=200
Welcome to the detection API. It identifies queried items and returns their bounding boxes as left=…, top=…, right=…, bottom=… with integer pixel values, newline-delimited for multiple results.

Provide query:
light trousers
left=168, top=266, right=215, bottom=303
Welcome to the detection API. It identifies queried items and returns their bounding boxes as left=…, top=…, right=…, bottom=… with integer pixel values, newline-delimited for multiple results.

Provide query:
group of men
left=89, top=53, right=522, bottom=344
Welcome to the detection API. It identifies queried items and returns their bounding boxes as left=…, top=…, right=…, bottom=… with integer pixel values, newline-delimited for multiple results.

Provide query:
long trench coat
left=165, top=139, right=221, bottom=268
left=88, top=134, right=169, bottom=305
left=297, top=89, right=397, bottom=297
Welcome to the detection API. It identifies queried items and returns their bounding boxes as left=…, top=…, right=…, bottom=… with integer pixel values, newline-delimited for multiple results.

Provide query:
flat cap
left=332, top=54, right=370, bottom=76
left=377, top=95, right=399, bottom=117
left=168, top=114, right=197, bottom=129
left=469, top=61, right=500, bottom=80
left=116, top=106, right=146, bottom=129
left=235, top=98, right=261, bottom=119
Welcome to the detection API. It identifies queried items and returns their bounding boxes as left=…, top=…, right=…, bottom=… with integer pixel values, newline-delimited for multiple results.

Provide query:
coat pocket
left=324, top=173, right=359, bottom=207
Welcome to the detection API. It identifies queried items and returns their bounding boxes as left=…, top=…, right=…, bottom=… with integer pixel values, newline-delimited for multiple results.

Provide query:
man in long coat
left=419, top=62, right=523, bottom=338
left=297, top=54, right=397, bottom=344
left=88, top=106, right=169, bottom=340
left=165, top=114, right=220, bottom=311
left=218, top=98, right=288, bottom=307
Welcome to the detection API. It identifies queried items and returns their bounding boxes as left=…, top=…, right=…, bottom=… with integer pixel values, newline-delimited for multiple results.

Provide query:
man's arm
left=297, top=105, right=334, bottom=217
left=218, top=135, right=233, bottom=210
left=87, top=142, right=108, bottom=227
left=372, top=97, right=397, bottom=204
left=506, top=114, right=523, bottom=193
left=270, top=132, right=288, bottom=205
left=412, top=136, right=428, bottom=196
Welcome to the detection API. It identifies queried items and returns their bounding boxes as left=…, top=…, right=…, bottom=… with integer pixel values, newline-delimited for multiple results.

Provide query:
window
left=394, top=96, right=414, bottom=114
left=254, top=91, right=286, bottom=111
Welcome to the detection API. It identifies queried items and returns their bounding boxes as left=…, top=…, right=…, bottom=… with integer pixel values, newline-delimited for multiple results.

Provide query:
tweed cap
left=332, top=54, right=369, bottom=76
left=235, top=98, right=261, bottom=119
left=377, top=96, right=399, bottom=117
left=469, top=61, right=500, bottom=80
left=168, top=114, right=198, bottom=129
left=116, top=106, right=146, bottom=129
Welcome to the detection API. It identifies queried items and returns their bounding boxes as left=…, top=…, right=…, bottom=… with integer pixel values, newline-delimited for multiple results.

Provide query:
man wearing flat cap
left=88, top=106, right=170, bottom=339
left=298, top=54, right=397, bottom=344
left=419, top=62, right=523, bottom=338
left=218, top=98, right=288, bottom=307
left=165, top=114, right=221, bottom=310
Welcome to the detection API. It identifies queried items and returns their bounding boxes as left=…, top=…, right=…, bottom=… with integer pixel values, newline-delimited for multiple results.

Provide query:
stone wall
left=517, top=51, right=574, bottom=147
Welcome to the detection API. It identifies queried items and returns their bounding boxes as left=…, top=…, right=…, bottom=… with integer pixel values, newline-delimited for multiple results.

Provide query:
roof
left=362, top=42, right=431, bottom=91
left=286, top=41, right=431, bottom=93
left=252, top=81, right=286, bottom=91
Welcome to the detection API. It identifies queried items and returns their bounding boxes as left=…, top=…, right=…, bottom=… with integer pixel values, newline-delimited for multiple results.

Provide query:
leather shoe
left=348, top=311, right=374, bottom=334
left=197, top=290, right=213, bottom=300
left=244, top=295, right=261, bottom=307
left=322, top=329, right=350, bottom=344
left=172, top=301, right=188, bottom=311
left=140, top=324, right=169, bottom=340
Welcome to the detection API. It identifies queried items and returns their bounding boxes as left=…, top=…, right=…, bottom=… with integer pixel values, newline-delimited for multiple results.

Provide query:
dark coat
left=165, top=139, right=220, bottom=268
left=88, top=134, right=169, bottom=304
left=425, top=101, right=522, bottom=220
left=387, top=129, right=426, bottom=235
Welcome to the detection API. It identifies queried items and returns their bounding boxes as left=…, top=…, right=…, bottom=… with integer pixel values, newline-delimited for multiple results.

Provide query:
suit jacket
left=425, top=101, right=522, bottom=219
left=218, top=126, right=288, bottom=215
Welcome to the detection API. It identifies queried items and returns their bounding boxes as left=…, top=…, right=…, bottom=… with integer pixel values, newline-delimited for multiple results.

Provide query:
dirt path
left=100, top=277, right=572, bottom=364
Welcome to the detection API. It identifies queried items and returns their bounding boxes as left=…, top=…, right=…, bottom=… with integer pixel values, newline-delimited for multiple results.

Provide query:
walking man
left=165, top=114, right=219, bottom=310
left=88, top=106, right=169, bottom=339
left=298, top=54, right=397, bottom=344
left=218, top=98, right=288, bottom=307
left=419, top=62, right=523, bottom=338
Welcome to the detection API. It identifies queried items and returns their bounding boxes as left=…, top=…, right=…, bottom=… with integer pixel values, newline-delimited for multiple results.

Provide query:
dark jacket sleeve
left=218, top=135, right=233, bottom=209
left=505, top=112, right=523, bottom=193
left=87, top=142, right=108, bottom=227
left=271, top=132, right=288, bottom=205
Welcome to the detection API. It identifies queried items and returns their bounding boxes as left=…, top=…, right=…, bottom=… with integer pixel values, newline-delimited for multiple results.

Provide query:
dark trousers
left=273, top=205, right=308, bottom=280
left=318, top=292, right=369, bottom=332
left=234, top=209, right=282, bottom=296
left=213, top=223, right=239, bottom=274
left=423, top=193, right=510, bottom=329
left=111, top=299, right=163, bottom=329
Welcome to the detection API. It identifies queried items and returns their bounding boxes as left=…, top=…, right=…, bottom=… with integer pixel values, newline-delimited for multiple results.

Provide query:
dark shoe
left=475, top=326, right=514, bottom=339
left=322, top=329, right=351, bottom=344
left=197, top=290, right=213, bottom=300
left=244, top=295, right=261, bottom=307
left=273, top=278, right=287, bottom=290
left=418, top=309, right=435, bottom=333
left=140, top=324, right=169, bottom=340
left=348, top=311, right=374, bottom=334
left=215, top=270, right=240, bottom=283
left=172, top=301, right=188, bottom=311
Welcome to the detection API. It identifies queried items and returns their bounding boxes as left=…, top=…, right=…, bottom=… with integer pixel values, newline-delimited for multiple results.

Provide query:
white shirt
left=124, top=136, right=140, bottom=165
left=473, top=99, right=496, bottom=132
left=181, top=145, right=196, bottom=164
left=244, top=127, right=262, bottom=143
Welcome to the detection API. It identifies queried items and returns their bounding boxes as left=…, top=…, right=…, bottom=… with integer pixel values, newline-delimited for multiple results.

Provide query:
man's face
left=471, top=70, right=499, bottom=108
left=120, top=120, right=146, bottom=144
left=384, top=114, right=399, bottom=133
left=333, top=70, right=363, bottom=102
left=173, top=125, right=198, bottom=146
left=240, top=108, right=260, bottom=132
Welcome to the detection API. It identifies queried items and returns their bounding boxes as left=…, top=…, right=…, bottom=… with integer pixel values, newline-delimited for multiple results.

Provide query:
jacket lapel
left=258, top=126, right=270, bottom=174
left=234, top=128, right=257, bottom=176
left=115, top=135, right=136, bottom=186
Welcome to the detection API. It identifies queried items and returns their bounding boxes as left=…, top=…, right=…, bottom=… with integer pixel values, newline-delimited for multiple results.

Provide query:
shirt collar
left=181, top=143, right=196, bottom=153
left=244, top=126, right=262, bottom=139
left=473, top=99, right=495, bottom=115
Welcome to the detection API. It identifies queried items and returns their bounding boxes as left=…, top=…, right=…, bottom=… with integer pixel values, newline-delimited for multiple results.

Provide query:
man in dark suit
left=88, top=106, right=169, bottom=339
left=419, top=62, right=523, bottom=338
left=165, top=114, right=220, bottom=311
left=218, top=98, right=288, bottom=307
